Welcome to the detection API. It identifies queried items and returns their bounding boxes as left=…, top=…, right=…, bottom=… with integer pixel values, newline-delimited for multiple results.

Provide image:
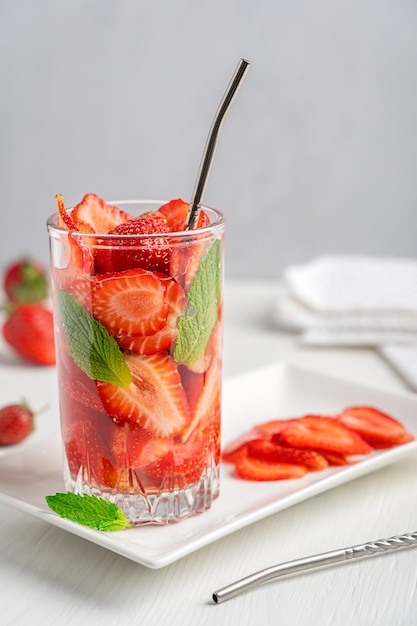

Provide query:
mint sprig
left=174, top=239, right=222, bottom=366
left=58, top=289, right=132, bottom=388
left=46, top=493, right=133, bottom=531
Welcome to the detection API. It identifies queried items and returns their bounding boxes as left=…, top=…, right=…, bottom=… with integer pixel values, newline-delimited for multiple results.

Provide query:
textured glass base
left=64, top=458, right=220, bottom=525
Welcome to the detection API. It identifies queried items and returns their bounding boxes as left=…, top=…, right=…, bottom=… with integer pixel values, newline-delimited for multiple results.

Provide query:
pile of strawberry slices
left=223, top=406, right=414, bottom=481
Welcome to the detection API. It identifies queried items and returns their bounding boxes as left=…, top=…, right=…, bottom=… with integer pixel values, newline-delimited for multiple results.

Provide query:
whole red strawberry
left=0, top=403, right=35, bottom=445
left=4, top=258, right=48, bottom=304
left=94, top=212, right=171, bottom=274
left=3, top=303, right=56, bottom=365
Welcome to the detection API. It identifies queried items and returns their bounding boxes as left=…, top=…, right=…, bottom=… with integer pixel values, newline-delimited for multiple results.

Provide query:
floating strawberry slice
left=210, top=412, right=222, bottom=465
left=62, top=406, right=119, bottom=489
left=173, top=436, right=208, bottom=485
left=157, top=198, right=209, bottom=232
left=178, top=366, right=205, bottom=415
left=72, top=193, right=133, bottom=234
left=111, top=423, right=153, bottom=469
left=157, top=199, right=189, bottom=231
left=170, top=234, right=213, bottom=292
left=51, top=233, right=94, bottom=292
left=92, top=268, right=168, bottom=338
left=135, top=434, right=207, bottom=486
left=98, top=352, right=190, bottom=437
left=234, top=455, right=308, bottom=481
left=65, top=276, right=93, bottom=311
left=276, top=415, right=373, bottom=456
left=338, top=406, right=414, bottom=449
left=117, top=278, right=187, bottom=355
left=135, top=436, right=172, bottom=467
left=248, top=438, right=329, bottom=470
left=94, top=212, right=171, bottom=275
left=183, top=384, right=222, bottom=462
left=56, top=193, right=79, bottom=231
left=180, top=356, right=222, bottom=443
left=58, top=354, right=105, bottom=412
left=162, top=199, right=212, bottom=290
left=60, top=371, right=105, bottom=412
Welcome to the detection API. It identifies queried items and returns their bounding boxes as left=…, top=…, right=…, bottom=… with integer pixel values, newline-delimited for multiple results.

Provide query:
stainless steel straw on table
left=185, top=58, right=251, bottom=230
left=212, top=531, right=417, bottom=604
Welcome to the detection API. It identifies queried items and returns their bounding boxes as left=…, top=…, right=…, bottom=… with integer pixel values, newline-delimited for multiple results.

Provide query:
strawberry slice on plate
left=98, top=352, right=190, bottom=438
left=222, top=432, right=259, bottom=463
left=338, top=406, right=414, bottom=449
left=234, top=454, right=308, bottom=481
left=319, top=451, right=351, bottom=466
left=92, top=268, right=169, bottom=338
left=249, top=438, right=329, bottom=470
left=222, top=419, right=297, bottom=462
left=276, top=415, right=373, bottom=456
left=252, top=419, right=298, bottom=438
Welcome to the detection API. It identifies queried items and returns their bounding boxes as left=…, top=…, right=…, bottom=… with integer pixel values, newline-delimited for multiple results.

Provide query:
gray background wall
left=2, top=0, right=417, bottom=279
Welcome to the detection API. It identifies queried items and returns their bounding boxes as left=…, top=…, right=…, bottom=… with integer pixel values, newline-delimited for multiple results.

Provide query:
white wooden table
left=1, top=280, right=416, bottom=626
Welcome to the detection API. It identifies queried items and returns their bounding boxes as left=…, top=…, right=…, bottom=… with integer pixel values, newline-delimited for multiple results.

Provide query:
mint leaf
left=46, top=493, right=133, bottom=531
left=174, top=239, right=222, bottom=366
left=58, top=289, right=132, bottom=388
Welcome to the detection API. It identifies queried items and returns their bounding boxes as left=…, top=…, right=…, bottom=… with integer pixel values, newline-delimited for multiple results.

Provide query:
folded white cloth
left=272, top=255, right=417, bottom=390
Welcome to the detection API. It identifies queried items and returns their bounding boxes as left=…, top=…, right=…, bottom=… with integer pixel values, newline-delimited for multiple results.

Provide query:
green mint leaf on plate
left=58, top=289, right=132, bottom=388
left=45, top=493, right=133, bottom=531
left=174, top=239, right=222, bottom=366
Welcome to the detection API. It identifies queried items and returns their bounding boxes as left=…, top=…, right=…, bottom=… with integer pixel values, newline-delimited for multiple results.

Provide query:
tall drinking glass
left=47, top=200, right=224, bottom=524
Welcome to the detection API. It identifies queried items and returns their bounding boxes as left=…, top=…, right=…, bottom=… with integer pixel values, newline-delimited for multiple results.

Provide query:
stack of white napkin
left=272, top=255, right=417, bottom=390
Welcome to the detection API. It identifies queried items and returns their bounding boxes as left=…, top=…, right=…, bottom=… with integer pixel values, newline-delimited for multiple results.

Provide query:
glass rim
left=47, top=200, right=225, bottom=240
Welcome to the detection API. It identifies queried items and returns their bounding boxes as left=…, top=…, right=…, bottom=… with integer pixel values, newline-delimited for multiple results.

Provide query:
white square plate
left=1, top=362, right=416, bottom=568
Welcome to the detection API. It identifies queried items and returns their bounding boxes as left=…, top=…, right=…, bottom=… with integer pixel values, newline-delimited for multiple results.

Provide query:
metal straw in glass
left=185, top=58, right=251, bottom=230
